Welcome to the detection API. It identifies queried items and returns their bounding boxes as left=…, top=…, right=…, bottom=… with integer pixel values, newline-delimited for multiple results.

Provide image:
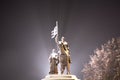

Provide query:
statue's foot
left=67, top=72, right=71, bottom=75
left=61, top=71, right=64, bottom=74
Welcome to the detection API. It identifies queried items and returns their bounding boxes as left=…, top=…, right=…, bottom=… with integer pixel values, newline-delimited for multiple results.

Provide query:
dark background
left=1, top=0, right=120, bottom=80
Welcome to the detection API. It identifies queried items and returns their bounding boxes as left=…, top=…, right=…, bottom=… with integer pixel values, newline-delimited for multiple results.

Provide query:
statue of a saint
left=49, top=49, right=59, bottom=74
left=55, top=35, right=71, bottom=74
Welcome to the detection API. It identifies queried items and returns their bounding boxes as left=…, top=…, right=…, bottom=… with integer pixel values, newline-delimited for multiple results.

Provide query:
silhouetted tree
left=82, top=37, right=120, bottom=80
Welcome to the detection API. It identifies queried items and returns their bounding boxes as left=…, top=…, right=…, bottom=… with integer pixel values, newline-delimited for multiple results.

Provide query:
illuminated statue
left=51, top=21, right=71, bottom=74
left=55, top=35, right=71, bottom=74
left=42, top=21, right=79, bottom=80
left=49, top=49, right=59, bottom=74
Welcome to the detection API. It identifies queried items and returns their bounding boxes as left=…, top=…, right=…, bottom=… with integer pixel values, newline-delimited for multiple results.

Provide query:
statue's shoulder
left=64, top=41, right=68, bottom=44
left=58, top=41, right=68, bottom=45
left=58, top=41, right=62, bottom=44
left=63, top=41, right=68, bottom=45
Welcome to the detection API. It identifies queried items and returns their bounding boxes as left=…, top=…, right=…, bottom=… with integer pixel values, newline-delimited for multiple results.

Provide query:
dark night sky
left=1, top=0, right=120, bottom=80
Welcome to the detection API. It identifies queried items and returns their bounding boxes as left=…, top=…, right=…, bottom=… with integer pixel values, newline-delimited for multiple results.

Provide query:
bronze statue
left=55, top=35, right=71, bottom=74
left=42, top=21, right=80, bottom=80
left=49, top=49, right=59, bottom=74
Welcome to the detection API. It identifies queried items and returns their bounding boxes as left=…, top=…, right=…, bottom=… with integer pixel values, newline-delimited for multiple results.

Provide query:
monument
left=42, top=21, right=80, bottom=80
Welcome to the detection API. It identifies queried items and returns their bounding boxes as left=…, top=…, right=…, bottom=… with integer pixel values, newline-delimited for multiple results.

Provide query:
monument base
left=42, top=74, right=80, bottom=80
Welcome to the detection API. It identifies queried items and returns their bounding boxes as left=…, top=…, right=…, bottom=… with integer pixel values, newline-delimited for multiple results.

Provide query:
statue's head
left=61, top=36, right=65, bottom=42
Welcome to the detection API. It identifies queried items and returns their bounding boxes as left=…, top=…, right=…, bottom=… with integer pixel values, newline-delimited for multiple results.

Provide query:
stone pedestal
left=42, top=74, right=80, bottom=80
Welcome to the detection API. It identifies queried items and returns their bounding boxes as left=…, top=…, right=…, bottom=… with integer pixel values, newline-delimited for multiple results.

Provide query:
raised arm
left=55, top=34, right=61, bottom=52
left=55, top=34, right=59, bottom=44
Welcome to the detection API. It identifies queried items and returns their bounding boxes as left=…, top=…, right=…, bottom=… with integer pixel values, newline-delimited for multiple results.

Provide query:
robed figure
left=49, top=49, right=59, bottom=74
